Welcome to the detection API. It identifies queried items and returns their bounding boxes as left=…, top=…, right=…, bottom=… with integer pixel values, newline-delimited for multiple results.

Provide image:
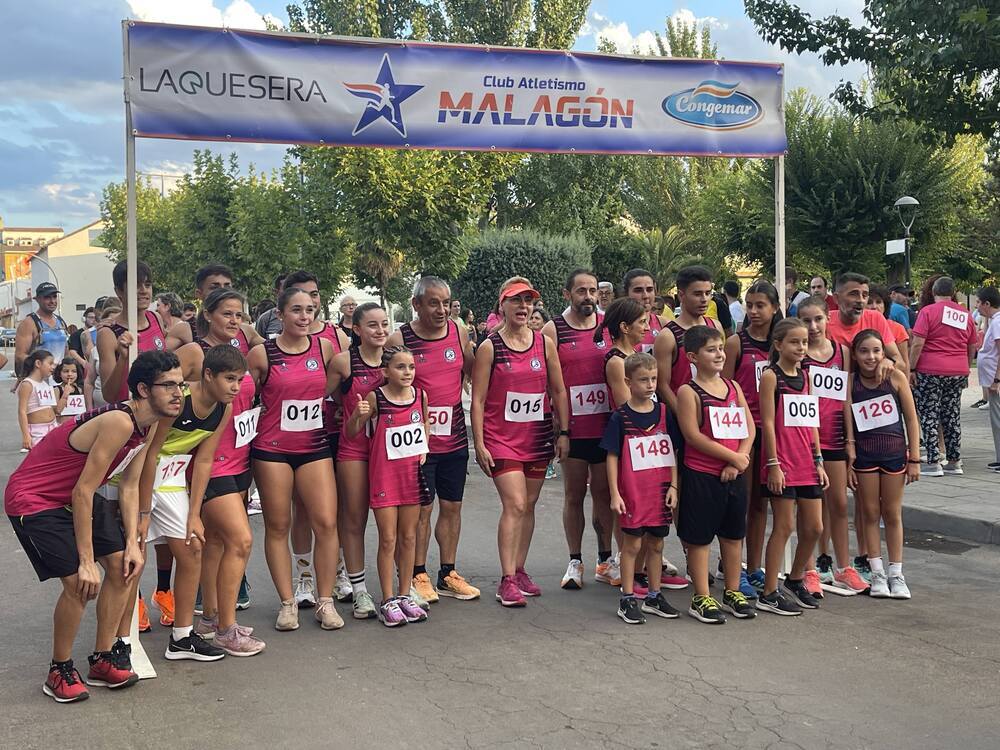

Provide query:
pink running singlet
left=554, top=314, right=612, bottom=440
left=684, top=378, right=744, bottom=476
left=614, top=402, right=674, bottom=530
left=759, top=365, right=820, bottom=486
left=367, top=387, right=431, bottom=509
left=402, top=320, right=467, bottom=454
left=315, top=323, right=345, bottom=443
left=666, top=317, right=718, bottom=396
left=255, top=335, right=328, bottom=454
left=802, top=344, right=847, bottom=452
left=732, top=329, right=770, bottom=426
left=109, top=310, right=166, bottom=401
left=211, top=373, right=256, bottom=478
left=603, top=349, right=627, bottom=411
left=638, top=313, right=662, bottom=354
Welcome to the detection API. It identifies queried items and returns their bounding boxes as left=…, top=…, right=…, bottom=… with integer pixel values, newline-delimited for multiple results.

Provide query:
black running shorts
left=678, top=468, right=748, bottom=546
left=423, top=448, right=469, bottom=502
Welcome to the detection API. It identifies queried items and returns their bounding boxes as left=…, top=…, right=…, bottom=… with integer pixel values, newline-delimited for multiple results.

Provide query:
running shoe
left=110, top=640, right=132, bottom=671
left=688, top=569, right=716, bottom=586
left=408, top=584, right=430, bottom=610
left=803, top=570, right=824, bottom=599
left=275, top=598, right=300, bottom=631
left=617, top=596, right=645, bottom=625
left=294, top=574, right=316, bottom=609
left=660, top=567, right=689, bottom=590
left=988, top=461, right=1000, bottom=470
left=816, top=554, right=834, bottom=585
left=398, top=596, right=428, bottom=623
left=561, top=559, right=584, bottom=590
left=152, top=589, right=175, bottom=627
left=833, top=567, right=870, bottom=594
left=688, top=594, right=726, bottom=624
left=496, top=575, right=527, bottom=607
left=194, top=615, right=255, bottom=640
left=977, top=401, right=991, bottom=411
left=755, top=590, right=802, bottom=616
left=641, top=592, right=680, bottom=619
left=738, top=570, right=758, bottom=600
left=237, top=576, right=251, bottom=610
left=87, top=652, right=140, bottom=685
left=854, top=555, right=873, bottom=584
left=334, top=566, right=354, bottom=602
left=631, top=574, right=649, bottom=598
left=315, top=597, right=345, bottom=630
left=888, top=574, right=911, bottom=599
left=941, top=460, right=964, bottom=475
left=970, top=399, right=987, bottom=409
left=870, top=570, right=891, bottom=598
left=920, top=461, right=944, bottom=477
left=194, top=587, right=203, bottom=615
left=438, top=570, right=481, bottom=600
left=137, top=596, right=151, bottom=633
left=721, top=589, right=756, bottom=619
left=247, top=490, right=262, bottom=515
left=661, top=557, right=679, bottom=576
left=353, top=591, right=377, bottom=619
left=595, top=556, right=621, bottom=586
left=783, top=579, right=820, bottom=609
left=412, top=572, right=440, bottom=604
left=43, top=661, right=89, bottom=703
left=215, top=624, right=266, bottom=657
left=545, top=462, right=557, bottom=480
left=165, top=633, right=226, bottom=662
left=746, top=568, right=766, bottom=594
left=379, top=598, right=408, bottom=627
left=514, top=568, right=541, bottom=597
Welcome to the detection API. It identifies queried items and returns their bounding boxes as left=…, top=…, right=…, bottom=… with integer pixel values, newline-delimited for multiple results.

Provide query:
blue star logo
left=343, top=54, right=423, bottom=138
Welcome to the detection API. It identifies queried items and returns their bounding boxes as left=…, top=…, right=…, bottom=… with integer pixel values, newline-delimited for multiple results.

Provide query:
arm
left=605, top=356, right=630, bottom=408
left=544, top=335, right=570, bottom=461
left=907, top=333, right=925, bottom=376
left=607, top=452, right=625, bottom=515
left=165, top=319, right=193, bottom=352
left=242, top=322, right=266, bottom=349
left=459, top=322, right=475, bottom=380
left=13, top=317, right=36, bottom=375
left=186, top=407, right=230, bottom=544
left=98, top=326, right=131, bottom=403
left=344, top=392, right=375, bottom=439
left=804, top=377, right=829, bottom=489
left=470, top=338, right=494, bottom=474
left=116, top=424, right=157, bottom=582
left=176, top=343, right=204, bottom=383
left=54, top=383, right=70, bottom=417
left=722, top=334, right=740, bottom=380
left=758, top=370, right=785, bottom=494
left=843, top=375, right=858, bottom=490
left=138, top=416, right=174, bottom=527
left=420, top=389, right=429, bottom=465
left=324, top=350, right=349, bottom=397
left=247, top=344, right=269, bottom=389
left=732, top=382, right=756, bottom=467
left=883, top=338, right=906, bottom=379
left=17, top=381, right=32, bottom=450
left=893, top=369, right=921, bottom=485
left=653, top=329, right=677, bottom=411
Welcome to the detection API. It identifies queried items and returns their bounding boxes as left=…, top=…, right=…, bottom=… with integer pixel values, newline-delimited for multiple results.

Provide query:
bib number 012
left=281, top=399, right=323, bottom=432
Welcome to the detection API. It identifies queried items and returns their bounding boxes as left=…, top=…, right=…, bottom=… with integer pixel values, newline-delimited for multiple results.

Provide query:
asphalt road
left=1, top=387, right=997, bottom=749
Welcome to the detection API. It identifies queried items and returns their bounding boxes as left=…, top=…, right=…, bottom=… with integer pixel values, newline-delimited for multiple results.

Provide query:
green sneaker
left=352, top=590, right=377, bottom=620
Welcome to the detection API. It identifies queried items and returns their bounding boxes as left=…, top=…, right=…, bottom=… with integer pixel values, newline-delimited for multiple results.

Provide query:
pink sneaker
left=514, top=568, right=541, bottom=597
left=630, top=575, right=649, bottom=598
left=215, top=624, right=266, bottom=657
left=495, top=575, right=527, bottom=607
left=660, top=567, right=689, bottom=590
left=833, top=566, right=870, bottom=594
left=378, top=598, right=408, bottom=627
left=803, top=570, right=824, bottom=599
left=397, top=596, right=428, bottom=623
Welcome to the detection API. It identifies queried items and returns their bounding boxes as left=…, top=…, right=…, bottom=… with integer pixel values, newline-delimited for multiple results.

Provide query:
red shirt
left=826, top=309, right=894, bottom=350
left=911, top=301, right=977, bottom=376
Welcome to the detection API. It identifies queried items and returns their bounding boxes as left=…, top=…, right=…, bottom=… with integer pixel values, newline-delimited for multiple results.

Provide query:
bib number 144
left=708, top=405, right=748, bottom=439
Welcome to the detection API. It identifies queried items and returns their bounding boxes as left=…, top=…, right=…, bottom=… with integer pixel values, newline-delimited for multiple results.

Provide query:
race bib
left=427, top=406, right=452, bottom=436
left=505, top=392, right=545, bottom=423
left=280, top=398, right=323, bottom=432
left=62, top=394, right=86, bottom=416
left=708, top=405, right=749, bottom=439
left=570, top=384, right=609, bottom=416
left=809, top=366, right=847, bottom=401
left=941, top=306, right=969, bottom=330
left=628, top=433, right=675, bottom=470
left=109, top=445, right=145, bottom=478
left=34, top=381, right=56, bottom=407
left=640, top=343, right=654, bottom=354
left=154, top=454, right=192, bottom=489
left=754, top=360, right=767, bottom=391
left=783, top=394, right=819, bottom=427
left=851, top=395, right=900, bottom=432
left=385, top=423, right=427, bottom=460
left=234, top=406, right=261, bottom=449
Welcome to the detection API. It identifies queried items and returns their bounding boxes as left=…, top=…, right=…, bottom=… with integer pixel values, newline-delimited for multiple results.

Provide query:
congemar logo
left=662, top=80, right=763, bottom=130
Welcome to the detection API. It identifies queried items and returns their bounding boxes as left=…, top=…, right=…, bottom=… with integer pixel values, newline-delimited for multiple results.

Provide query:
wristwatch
left=558, top=430, right=570, bottom=437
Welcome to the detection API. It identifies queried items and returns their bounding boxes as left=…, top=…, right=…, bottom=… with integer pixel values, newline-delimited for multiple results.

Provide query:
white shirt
left=728, top=300, right=745, bottom=328
left=978, top=311, right=1000, bottom=386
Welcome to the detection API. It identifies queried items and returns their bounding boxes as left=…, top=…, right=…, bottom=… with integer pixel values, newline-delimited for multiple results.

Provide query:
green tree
left=744, top=1, right=1000, bottom=141
left=626, top=226, right=698, bottom=293
left=453, top=229, right=590, bottom=319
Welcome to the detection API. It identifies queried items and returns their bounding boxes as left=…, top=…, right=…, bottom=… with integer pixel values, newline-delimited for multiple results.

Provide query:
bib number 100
left=505, top=392, right=544, bottom=423
left=281, top=399, right=323, bottom=432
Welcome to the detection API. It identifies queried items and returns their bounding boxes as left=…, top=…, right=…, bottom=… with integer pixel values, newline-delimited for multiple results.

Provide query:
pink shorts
left=29, top=421, right=57, bottom=447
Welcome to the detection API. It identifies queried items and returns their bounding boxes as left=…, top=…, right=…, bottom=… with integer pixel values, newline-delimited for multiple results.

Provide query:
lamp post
left=894, top=196, right=920, bottom=289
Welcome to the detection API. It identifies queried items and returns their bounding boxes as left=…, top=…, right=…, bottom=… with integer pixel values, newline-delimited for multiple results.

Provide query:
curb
left=848, top=496, right=1000, bottom=547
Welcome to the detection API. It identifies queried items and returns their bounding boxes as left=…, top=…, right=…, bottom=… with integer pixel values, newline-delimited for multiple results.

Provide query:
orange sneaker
left=152, top=589, right=175, bottom=626
left=137, top=596, right=152, bottom=633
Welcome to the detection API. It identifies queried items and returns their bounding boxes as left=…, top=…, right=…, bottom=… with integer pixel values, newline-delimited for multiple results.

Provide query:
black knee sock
left=156, top=568, right=172, bottom=592
left=570, top=553, right=582, bottom=562
left=598, top=549, right=612, bottom=564
left=413, top=564, right=427, bottom=576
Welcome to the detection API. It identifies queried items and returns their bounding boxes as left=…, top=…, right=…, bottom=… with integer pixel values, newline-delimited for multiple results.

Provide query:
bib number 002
left=385, top=423, right=427, bottom=460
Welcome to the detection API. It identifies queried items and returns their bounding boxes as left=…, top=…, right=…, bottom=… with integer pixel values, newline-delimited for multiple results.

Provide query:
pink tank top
left=759, top=365, right=820, bottom=486
left=110, top=310, right=166, bottom=401
left=337, top=346, right=384, bottom=461
left=802, top=343, right=847, bottom=452
left=5, top=403, right=147, bottom=516
left=603, top=349, right=627, bottom=411
left=482, top=330, right=553, bottom=462
left=732, top=329, right=770, bottom=426
left=211, top=373, right=256, bottom=478
left=666, top=317, right=717, bottom=396
left=684, top=377, right=743, bottom=476
left=614, top=403, right=673, bottom=529
left=368, top=387, right=431, bottom=508
left=554, top=313, right=612, bottom=440
left=255, top=335, right=328, bottom=454
left=314, top=323, right=345, bottom=438
left=402, top=320, right=467, bottom=454
left=26, top=378, right=56, bottom=414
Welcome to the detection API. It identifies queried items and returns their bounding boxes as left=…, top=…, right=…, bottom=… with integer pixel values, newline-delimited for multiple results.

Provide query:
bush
left=453, top=229, right=591, bottom=320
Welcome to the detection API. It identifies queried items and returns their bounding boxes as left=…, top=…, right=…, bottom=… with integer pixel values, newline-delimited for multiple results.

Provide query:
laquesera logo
left=662, top=80, right=763, bottom=130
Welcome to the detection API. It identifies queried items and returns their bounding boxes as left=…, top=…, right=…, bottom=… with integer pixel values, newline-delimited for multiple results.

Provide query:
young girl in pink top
left=18, top=349, right=58, bottom=449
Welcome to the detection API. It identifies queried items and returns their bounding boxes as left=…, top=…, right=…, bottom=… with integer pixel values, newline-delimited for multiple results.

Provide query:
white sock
left=295, top=552, right=313, bottom=577
left=868, top=557, right=885, bottom=574
left=172, top=625, right=193, bottom=640
left=888, top=562, right=902, bottom=578
left=347, top=570, right=367, bottom=595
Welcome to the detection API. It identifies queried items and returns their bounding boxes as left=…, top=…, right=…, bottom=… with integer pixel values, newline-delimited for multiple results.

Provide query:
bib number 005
left=385, top=423, right=427, bottom=460
left=505, top=392, right=544, bottom=423
left=783, top=394, right=819, bottom=427
left=280, top=399, right=323, bottom=432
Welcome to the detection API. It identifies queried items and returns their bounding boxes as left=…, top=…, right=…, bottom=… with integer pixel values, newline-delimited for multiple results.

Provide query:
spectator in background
left=705, top=288, right=734, bottom=336
left=68, top=307, right=95, bottom=364
left=785, top=267, right=810, bottom=316
left=255, top=273, right=289, bottom=339
left=181, top=302, right=197, bottom=322
left=869, top=285, right=911, bottom=371
left=14, top=282, right=74, bottom=376
left=597, top=282, right=614, bottom=313
left=253, top=299, right=275, bottom=323
left=652, top=296, right=666, bottom=317
left=528, top=306, right=550, bottom=331
left=723, top=280, right=745, bottom=330
left=888, top=285, right=914, bottom=329
left=155, top=293, right=183, bottom=333
left=809, top=275, right=839, bottom=312
left=975, top=287, right=1000, bottom=470
left=909, top=276, right=978, bottom=476
left=450, top=299, right=467, bottom=332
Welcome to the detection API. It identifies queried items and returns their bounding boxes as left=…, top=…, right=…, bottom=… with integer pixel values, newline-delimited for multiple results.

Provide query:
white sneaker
left=294, top=574, right=317, bottom=608
left=941, top=461, right=964, bottom=475
left=661, top=557, right=679, bottom=577
left=561, top=559, right=584, bottom=590
left=920, top=462, right=944, bottom=477
left=247, top=490, right=262, bottom=516
left=888, top=574, right=911, bottom=599
left=334, top=566, right=353, bottom=602
left=870, top=570, right=890, bottom=598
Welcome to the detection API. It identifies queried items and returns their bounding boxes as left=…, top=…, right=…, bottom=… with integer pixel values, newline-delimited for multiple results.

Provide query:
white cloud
left=580, top=11, right=658, bottom=54
left=126, top=0, right=271, bottom=30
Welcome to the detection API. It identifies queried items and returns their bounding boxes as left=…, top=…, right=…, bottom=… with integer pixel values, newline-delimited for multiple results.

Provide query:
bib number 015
left=505, top=392, right=544, bottom=423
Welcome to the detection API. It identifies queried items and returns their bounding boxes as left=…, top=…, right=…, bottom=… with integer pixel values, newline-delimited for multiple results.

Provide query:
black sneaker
left=641, top=592, right=680, bottom=619
left=688, top=594, right=726, bottom=624
left=816, top=554, right=833, bottom=575
left=617, top=596, right=645, bottom=625
left=970, top=399, right=987, bottom=409
left=756, top=589, right=802, bottom=616
left=111, top=639, right=132, bottom=671
left=783, top=578, right=820, bottom=609
left=165, top=632, right=226, bottom=662
left=721, top=589, right=756, bottom=619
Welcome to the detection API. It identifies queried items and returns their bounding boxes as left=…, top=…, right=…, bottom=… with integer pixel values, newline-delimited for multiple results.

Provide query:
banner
left=126, top=22, right=787, bottom=157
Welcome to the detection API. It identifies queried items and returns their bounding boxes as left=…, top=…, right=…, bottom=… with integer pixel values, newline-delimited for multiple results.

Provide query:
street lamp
left=894, top=196, right=920, bottom=289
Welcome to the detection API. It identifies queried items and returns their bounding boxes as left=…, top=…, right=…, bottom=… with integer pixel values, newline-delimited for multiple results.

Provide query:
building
left=1, top=225, right=64, bottom=283
left=26, top=221, right=116, bottom=325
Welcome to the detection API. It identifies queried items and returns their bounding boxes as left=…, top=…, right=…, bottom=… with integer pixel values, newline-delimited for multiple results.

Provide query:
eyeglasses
left=150, top=381, right=185, bottom=392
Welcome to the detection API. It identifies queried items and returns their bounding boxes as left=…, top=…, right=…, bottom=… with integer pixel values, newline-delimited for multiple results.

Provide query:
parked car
left=0, top=328, right=16, bottom=347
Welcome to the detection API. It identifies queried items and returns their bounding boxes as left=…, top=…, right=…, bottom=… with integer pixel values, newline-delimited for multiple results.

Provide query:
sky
left=1, top=0, right=867, bottom=231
